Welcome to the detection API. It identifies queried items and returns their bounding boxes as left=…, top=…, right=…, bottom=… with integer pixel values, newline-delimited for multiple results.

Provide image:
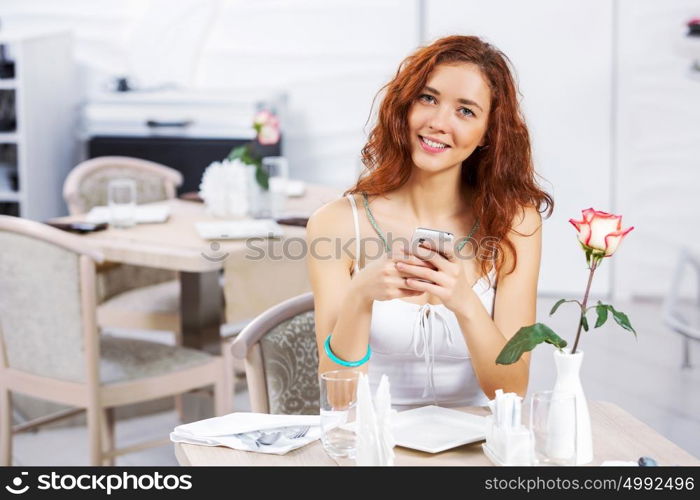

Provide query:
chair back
left=63, top=156, right=183, bottom=215
left=223, top=225, right=311, bottom=329
left=0, top=216, right=103, bottom=383
left=231, top=292, right=319, bottom=414
left=663, top=248, right=700, bottom=339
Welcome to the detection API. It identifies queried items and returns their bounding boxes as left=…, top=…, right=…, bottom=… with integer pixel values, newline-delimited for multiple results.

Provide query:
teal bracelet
left=324, top=334, right=371, bottom=367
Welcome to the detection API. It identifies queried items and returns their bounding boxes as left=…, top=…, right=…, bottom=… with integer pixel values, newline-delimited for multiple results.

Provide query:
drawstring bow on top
left=411, top=304, right=456, bottom=402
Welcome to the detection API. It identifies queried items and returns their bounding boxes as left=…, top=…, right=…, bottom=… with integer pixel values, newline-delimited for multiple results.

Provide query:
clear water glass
left=529, top=390, right=577, bottom=465
left=319, top=369, right=360, bottom=459
left=262, top=156, right=289, bottom=218
left=108, top=178, right=136, bottom=228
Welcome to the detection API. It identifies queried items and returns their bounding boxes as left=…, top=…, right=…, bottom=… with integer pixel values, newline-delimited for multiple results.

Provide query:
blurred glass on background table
left=320, top=369, right=360, bottom=459
left=108, top=178, right=136, bottom=228
left=530, top=390, right=577, bottom=465
left=263, top=156, right=289, bottom=218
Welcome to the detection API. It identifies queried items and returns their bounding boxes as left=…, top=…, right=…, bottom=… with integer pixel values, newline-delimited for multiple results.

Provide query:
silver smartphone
left=409, top=227, right=454, bottom=283
left=411, top=227, right=455, bottom=255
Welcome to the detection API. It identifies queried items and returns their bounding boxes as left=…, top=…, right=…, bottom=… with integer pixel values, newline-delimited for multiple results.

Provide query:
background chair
left=0, top=215, right=232, bottom=465
left=663, top=248, right=700, bottom=369
left=229, top=292, right=319, bottom=414
left=63, top=156, right=183, bottom=335
left=220, top=228, right=312, bottom=376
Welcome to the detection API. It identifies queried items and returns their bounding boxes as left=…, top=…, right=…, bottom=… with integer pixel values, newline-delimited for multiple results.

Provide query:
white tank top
left=346, top=194, right=495, bottom=409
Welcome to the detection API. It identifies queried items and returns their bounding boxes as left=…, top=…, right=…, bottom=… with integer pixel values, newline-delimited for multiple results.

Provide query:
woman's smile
left=418, top=135, right=451, bottom=153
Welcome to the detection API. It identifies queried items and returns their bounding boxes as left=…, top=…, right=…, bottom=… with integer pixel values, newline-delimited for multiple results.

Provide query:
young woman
left=306, top=35, right=553, bottom=409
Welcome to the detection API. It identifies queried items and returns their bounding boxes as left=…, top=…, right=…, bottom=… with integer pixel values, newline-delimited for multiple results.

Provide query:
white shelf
left=0, top=31, right=75, bottom=220
left=0, top=132, right=18, bottom=143
left=0, top=191, right=20, bottom=202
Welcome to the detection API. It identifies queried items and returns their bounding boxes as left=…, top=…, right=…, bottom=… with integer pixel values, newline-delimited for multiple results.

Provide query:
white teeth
left=421, top=137, right=447, bottom=149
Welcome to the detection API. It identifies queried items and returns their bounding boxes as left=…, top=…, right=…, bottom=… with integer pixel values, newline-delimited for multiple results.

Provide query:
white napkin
left=86, top=205, right=170, bottom=224
left=285, top=180, right=305, bottom=197
left=170, top=412, right=321, bottom=455
left=355, top=374, right=396, bottom=466
left=195, top=219, right=283, bottom=240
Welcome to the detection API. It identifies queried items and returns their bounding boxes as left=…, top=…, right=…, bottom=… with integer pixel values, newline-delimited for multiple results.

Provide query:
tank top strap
left=345, top=194, right=361, bottom=274
left=361, top=193, right=391, bottom=252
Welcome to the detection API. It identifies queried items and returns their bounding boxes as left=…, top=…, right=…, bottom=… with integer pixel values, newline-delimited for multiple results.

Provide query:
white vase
left=552, top=349, right=593, bottom=465
left=245, top=164, right=271, bottom=219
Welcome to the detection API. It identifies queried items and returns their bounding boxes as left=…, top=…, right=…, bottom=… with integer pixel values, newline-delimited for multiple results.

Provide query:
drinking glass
left=529, top=390, right=577, bottom=465
left=319, top=369, right=360, bottom=459
left=108, top=178, right=136, bottom=228
left=262, top=156, right=289, bottom=218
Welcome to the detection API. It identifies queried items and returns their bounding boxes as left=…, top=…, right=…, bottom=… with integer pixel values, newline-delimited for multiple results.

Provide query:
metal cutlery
left=235, top=425, right=312, bottom=448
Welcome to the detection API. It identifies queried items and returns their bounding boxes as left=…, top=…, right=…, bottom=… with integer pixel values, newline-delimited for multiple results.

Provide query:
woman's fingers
left=403, top=277, right=443, bottom=297
left=410, top=244, right=452, bottom=272
left=395, top=262, right=443, bottom=285
left=393, top=253, right=437, bottom=270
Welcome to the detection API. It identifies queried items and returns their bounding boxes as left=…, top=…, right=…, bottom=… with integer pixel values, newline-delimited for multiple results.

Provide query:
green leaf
left=496, top=323, right=568, bottom=365
left=549, top=299, right=567, bottom=316
left=610, top=307, right=637, bottom=337
left=594, top=302, right=609, bottom=328
left=581, top=314, right=589, bottom=332
left=549, top=299, right=580, bottom=316
left=227, top=145, right=247, bottom=161
left=255, top=164, right=269, bottom=190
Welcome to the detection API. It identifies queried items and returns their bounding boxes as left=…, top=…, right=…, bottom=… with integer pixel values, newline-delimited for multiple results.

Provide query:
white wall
left=2, top=0, right=700, bottom=297
left=195, top=0, right=419, bottom=187
left=615, top=0, right=700, bottom=299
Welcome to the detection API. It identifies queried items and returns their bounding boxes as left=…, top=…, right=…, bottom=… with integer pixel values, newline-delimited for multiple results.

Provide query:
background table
left=173, top=402, right=700, bottom=466
left=54, top=184, right=340, bottom=354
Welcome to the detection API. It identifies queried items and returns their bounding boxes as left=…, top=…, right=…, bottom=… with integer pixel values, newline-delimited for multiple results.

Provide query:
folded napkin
left=195, top=219, right=283, bottom=240
left=170, top=412, right=321, bottom=455
left=86, top=205, right=170, bottom=224
left=355, top=374, right=396, bottom=466
left=285, top=180, right=306, bottom=197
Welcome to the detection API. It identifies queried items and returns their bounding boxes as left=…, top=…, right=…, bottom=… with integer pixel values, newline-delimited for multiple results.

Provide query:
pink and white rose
left=569, top=208, right=633, bottom=257
left=253, top=110, right=274, bottom=127
left=257, top=123, right=280, bottom=145
left=253, top=110, right=280, bottom=145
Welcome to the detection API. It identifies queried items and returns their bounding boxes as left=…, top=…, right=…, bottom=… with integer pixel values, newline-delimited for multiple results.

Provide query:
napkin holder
left=355, top=374, right=396, bottom=466
left=482, top=416, right=534, bottom=466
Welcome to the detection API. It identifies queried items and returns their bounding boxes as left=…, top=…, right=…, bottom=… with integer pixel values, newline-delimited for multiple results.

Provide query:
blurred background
left=2, top=0, right=699, bottom=297
left=0, top=0, right=699, bottom=464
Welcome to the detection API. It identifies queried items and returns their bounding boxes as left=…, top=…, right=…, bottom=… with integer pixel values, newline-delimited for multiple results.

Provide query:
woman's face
left=407, top=63, right=491, bottom=174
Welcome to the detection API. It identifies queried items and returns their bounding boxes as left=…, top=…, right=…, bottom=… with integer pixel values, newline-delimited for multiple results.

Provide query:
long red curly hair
left=346, top=35, right=553, bottom=279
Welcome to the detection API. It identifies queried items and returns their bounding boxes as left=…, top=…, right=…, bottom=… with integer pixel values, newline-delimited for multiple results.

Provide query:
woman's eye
left=458, top=107, right=475, bottom=117
left=418, top=94, right=436, bottom=104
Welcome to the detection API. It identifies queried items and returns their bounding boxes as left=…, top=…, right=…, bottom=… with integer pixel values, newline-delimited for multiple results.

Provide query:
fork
left=284, top=425, right=310, bottom=439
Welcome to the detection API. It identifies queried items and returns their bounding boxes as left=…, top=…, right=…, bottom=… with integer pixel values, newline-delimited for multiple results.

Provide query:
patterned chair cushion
left=100, top=335, right=212, bottom=384
left=0, top=232, right=86, bottom=382
left=96, top=263, right=177, bottom=303
left=260, top=311, right=320, bottom=415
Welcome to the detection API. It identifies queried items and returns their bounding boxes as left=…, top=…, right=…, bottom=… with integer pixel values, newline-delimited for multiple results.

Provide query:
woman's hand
left=351, top=251, right=434, bottom=305
left=394, top=243, right=478, bottom=317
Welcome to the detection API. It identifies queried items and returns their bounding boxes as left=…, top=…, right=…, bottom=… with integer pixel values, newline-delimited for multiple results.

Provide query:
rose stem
left=571, top=260, right=599, bottom=355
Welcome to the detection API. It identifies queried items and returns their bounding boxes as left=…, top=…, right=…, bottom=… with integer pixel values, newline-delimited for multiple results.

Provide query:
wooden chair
left=663, top=248, right=700, bottom=369
left=0, top=215, right=232, bottom=465
left=219, top=226, right=312, bottom=381
left=229, top=293, right=318, bottom=414
left=63, top=156, right=184, bottom=335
